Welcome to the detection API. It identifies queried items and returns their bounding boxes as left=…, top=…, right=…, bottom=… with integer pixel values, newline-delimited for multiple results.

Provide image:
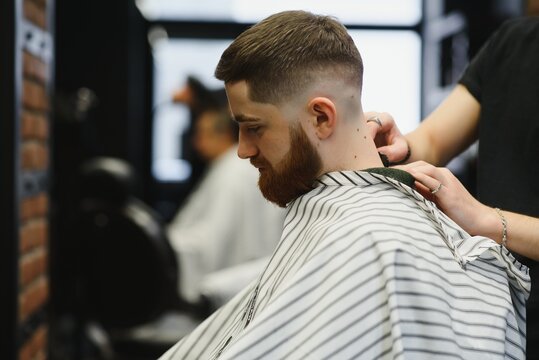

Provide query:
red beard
left=251, top=125, right=322, bottom=207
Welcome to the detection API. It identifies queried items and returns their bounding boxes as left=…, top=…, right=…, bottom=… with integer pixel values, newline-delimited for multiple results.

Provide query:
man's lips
left=250, top=160, right=268, bottom=170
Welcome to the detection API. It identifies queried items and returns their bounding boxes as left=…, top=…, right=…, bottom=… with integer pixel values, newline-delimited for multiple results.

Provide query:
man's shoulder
left=298, top=176, right=420, bottom=219
left=294, top=190, right=433, bottom=240
left=292, top=175, right=470, bottom=256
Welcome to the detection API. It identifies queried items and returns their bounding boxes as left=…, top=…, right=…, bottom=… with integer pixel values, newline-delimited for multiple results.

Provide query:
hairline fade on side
left=214, top=10, right=364, bottom=106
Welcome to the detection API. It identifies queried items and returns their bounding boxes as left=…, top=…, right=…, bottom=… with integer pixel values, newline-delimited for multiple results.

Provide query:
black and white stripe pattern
left=159, top=171, right=529, bottom=360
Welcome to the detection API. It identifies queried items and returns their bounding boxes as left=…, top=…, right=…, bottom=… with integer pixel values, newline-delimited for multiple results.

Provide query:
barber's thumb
left=376, top=145, right=401, bottom=162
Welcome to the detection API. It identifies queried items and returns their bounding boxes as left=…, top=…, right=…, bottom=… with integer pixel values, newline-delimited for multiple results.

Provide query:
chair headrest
left=79, top=157, right=136, bottom=203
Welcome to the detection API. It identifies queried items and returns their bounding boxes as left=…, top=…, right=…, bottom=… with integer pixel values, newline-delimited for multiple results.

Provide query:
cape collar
left=314, top=167, right=415, bottom=189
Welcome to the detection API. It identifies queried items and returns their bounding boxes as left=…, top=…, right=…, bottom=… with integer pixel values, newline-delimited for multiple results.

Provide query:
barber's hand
left=364, top=111, right=409, bottom=164
left=395, top=161, right=493, bottom=236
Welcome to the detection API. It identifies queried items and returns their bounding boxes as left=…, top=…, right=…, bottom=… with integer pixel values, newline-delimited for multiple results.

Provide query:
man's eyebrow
left=233, top=114, right=261, bottom=123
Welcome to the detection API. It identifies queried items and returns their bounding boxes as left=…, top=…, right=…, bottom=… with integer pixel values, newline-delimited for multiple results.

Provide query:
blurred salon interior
left=1, top=0, right=538, bottom=359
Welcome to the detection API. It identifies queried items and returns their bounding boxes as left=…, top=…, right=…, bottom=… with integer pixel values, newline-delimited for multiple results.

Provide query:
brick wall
left=17, top=0, right=53, bottom=359
left=529, top=0, right=539, bottom=15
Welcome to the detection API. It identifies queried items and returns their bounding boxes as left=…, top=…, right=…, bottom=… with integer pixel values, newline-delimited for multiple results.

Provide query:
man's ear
left=308, top=97, right=336, bottom=140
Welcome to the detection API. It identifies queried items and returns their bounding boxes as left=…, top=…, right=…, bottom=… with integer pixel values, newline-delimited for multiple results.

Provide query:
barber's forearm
left=503, top=211, right=539, bottom=261
left=474, top=207, right=539, bottom=261
left=404, top=113, right=471, bottom=167
left=405, top=130, right=443, bottom=166
left=405, top=85, right=481, bottom=167
left=400, top=160, right=539, bottom=261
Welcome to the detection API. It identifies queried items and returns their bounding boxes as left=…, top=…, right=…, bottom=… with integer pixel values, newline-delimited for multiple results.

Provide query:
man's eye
left=247, top=126, right=261, bottom=134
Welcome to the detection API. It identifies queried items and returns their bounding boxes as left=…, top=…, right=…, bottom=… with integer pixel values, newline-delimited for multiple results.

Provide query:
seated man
left=167, top=105, right=284, bottom=304
left=160, top=10, right=529, bottom=359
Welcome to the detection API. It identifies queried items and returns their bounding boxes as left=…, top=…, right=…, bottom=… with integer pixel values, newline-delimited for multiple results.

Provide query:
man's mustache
left=250, top=157, right=271, bottom=169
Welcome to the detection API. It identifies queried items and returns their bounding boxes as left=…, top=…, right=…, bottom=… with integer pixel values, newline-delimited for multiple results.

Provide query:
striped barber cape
left=159, top=169, right=530, bottom=360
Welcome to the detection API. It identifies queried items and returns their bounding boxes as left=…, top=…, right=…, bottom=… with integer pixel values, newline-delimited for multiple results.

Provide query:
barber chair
left=74, top=157, right=203, bottom=359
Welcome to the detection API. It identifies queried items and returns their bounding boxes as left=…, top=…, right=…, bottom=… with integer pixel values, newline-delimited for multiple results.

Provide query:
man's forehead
left=225, top=80, right=249, bottom=99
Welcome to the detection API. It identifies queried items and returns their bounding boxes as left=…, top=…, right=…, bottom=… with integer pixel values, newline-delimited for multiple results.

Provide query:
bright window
left=151, top=29, right=421, bottom=181
left=137, top=0, right=422, bottom=26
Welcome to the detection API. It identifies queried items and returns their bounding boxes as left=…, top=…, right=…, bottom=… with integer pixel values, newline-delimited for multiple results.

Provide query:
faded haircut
left=215, top=10, right=363, bottom=105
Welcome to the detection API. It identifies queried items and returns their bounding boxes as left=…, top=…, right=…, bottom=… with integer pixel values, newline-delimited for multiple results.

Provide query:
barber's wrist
left=478, top=206, right=506, bottom=245
left=494, top=208, right=508, bottom=248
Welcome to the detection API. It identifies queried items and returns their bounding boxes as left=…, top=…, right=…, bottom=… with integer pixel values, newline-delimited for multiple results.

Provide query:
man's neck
left=320, top=124, right=384, bottom=174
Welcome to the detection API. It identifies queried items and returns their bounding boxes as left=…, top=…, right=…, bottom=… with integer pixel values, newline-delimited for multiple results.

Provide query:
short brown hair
left=215, top=10, right=363, bottom=105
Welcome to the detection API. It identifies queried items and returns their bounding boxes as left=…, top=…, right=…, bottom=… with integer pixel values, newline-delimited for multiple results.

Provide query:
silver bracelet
left=494, top=207, right=507, bottom=248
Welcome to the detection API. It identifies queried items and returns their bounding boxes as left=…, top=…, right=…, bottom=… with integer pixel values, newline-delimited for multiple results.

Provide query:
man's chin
left=259, top=191, right=289, bottom=208
left=258, top=177, right=314, bottom=208
left=254, top=123, right=322, bottom=207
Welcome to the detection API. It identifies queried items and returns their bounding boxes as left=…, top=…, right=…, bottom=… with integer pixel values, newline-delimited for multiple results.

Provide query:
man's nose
left=237, top=132, right=257, bottom=159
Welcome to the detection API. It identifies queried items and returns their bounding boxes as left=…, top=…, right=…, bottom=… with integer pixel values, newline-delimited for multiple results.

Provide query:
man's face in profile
left=252, top=124, right=321, bottom=207
left=226, top=80, right=322, bottom=207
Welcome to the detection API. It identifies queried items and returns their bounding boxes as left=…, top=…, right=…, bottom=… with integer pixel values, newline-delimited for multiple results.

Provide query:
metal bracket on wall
left=17, top=305, right=48, bottom=351
left=21, top=20, right=53, bottom=62
left=422, top=0, right=468, bottom=115
left=19, top=170, right=48, bottom=199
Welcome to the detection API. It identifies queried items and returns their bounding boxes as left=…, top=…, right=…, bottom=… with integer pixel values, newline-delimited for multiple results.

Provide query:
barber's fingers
left=365, top=111, right=397, bottom=139
left=365, top=112, right=410, bottom=163
left=396, top=161, right=476, bottom=217
left=395, top=161, right=450, bottom=201
left=365, top=111, right=382, bottom=139
left=396, top=160, right=430, bottom=171
left=365, top=122, right=380, bottom=140
left=376, top=138, right=409, bottom=164
left=396, top=162, right=488, bottom=237
left=396, top=161, right=445, bottom=179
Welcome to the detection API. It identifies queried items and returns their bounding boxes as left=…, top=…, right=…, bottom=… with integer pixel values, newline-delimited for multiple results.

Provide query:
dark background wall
left=50, top=2, right=153, bottom=359
left=54, top=0, right=151, bottom=198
